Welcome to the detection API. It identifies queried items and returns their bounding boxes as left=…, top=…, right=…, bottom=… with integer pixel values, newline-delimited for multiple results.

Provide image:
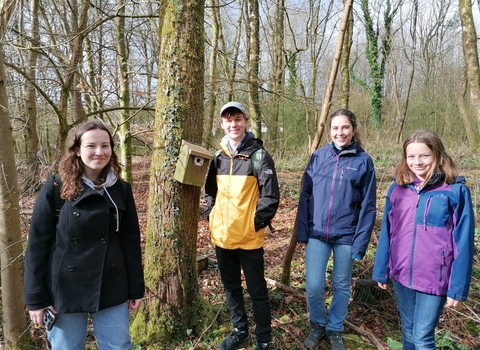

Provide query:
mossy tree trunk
left=131, top=1, right=212, bottom=348
left=352, top=0, right=396, bottom=130
left=116, top=0, right=133, bottom=183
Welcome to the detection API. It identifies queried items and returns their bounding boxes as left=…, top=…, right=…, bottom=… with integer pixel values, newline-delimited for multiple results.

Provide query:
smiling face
left=406, top=142, right=435, bottom=181
left=220, top=112, right=248, bottom=144
left=77, top=129, right=112, bottom=181
left=330, top=115, right=355, bottom=148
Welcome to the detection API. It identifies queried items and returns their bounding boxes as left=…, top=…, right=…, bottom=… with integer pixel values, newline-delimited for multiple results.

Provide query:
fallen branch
left=344, top=320, right=386, bottom=350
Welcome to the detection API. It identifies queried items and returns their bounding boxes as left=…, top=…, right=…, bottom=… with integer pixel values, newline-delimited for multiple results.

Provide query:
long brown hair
left=58, top=120, right=122, bottom=200
left=329, top=109, right=363, bottom=147
left=395, top=128, right=457, bottom=186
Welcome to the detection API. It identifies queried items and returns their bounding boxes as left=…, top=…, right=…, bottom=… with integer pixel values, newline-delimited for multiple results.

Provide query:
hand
left=446, top=297, right=460, bottom=308
left=29, top=306, right=56, bottom=328
left=129, top=299, right=143, bottom=311
left=377, top=283, right=388, bottom=290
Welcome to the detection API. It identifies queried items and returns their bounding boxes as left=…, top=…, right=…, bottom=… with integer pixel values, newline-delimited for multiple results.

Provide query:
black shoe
left=326, top=330, right=345, bottom=350
left=218, top=328, right=249, bottom=350
left=303, top=322, right=326, bottom=349
left=255, top=342, right=269, bottom=350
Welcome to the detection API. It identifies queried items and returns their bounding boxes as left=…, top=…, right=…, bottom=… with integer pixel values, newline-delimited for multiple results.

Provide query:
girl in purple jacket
left=372, top=129, right=475, bottom=350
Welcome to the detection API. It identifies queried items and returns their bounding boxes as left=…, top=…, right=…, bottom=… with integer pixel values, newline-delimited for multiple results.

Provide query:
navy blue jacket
left=297, top=142, right=376, bottom=259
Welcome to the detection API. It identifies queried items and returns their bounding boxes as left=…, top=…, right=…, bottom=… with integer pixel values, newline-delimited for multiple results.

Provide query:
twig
left=344, top=319, right=386, bottom=350
left=191, top=301, right=225, bottom=349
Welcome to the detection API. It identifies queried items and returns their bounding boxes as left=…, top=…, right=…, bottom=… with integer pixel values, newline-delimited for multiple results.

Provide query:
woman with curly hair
left=24, top=120, right=144, bottom=350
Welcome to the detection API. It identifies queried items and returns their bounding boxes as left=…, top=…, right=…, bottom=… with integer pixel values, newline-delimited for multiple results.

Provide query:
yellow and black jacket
left=205, top=136, right=280, bottom=250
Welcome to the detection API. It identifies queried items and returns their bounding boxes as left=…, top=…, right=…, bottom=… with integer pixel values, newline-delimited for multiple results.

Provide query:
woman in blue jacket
left=372, top=129, right=475, bottom=350
left=297, top=109, right=377, bottom=350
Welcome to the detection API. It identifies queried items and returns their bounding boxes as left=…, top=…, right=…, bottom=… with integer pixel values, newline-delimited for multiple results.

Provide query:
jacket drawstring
left=104, top=187, right=120, bottom=232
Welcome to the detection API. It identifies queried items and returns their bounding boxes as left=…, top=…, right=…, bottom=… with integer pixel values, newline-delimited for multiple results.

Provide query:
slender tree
left=116, top=0, right=133, bottom=182
left=131, top=1, right=213, bottom=347
left=0, top=0, right=30, bottom=348
left=340, top=0, right=353, bottom=109
left=394, top=0, right=418, bottom=143
left=204, top=0, right=220, bottom=149
left=247, top=0, right=262, bottom=137
left=271, top=0, right=285, bottom=152
left=459, top=0, right=480, bottom=138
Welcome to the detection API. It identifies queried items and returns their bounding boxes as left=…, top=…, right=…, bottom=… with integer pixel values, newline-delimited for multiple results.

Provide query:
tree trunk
left=0, top=43, right=31, bottom=350
left=131, top=1, right=213, bottom=346
left=55, top=0, right=90, bottom=159
left=459, top=0, right=480, bottom=140
left=352, top=0, right=396, bottom=130
left=340, top=0, right=353, bottom=109
left=20, top=0, right=41, bottom=193
left=204, top=0, right=220, bottom=149
left=395, top=0, right=418, bottom=144
left=116, top=0, right=133, bottom=183
left=271, top=0, right=285, bottom=153
left=247, top=0, right=262, bottom=137
left=282, top=0, right=354, bottom=285
left=309, top=0, right=354, bottom=153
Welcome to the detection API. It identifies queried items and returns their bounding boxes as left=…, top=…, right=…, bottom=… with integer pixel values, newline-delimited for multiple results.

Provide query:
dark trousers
left=215, top=246, right=271, bottom=343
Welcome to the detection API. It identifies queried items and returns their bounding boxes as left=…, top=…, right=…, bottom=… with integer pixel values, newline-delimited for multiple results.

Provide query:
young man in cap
left=205, top=102, right=280, bottom=350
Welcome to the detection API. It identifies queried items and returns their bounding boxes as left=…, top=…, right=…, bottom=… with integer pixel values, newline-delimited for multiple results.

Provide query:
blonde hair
left=395, top=129, right=457, bottom=186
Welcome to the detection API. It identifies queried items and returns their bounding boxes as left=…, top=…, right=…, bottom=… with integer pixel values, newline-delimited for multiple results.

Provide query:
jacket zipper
left=326, top=154, right=340, bottom=242
left=440, top=250, right=445, bottom=281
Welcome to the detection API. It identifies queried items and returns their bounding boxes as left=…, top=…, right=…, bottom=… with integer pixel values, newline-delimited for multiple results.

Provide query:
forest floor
left=23, top=155, right=479, bottom=350
left=129, top=156, right=480, bottom=350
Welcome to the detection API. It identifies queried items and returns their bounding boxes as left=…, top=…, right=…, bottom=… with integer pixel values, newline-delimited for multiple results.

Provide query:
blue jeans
left=215, top=246, right=271, bottom=343
left=305, top=239, right=354, bottom=332
left=48, top=302, right=132, bottom=350
left=393, top=281, right=446, bottom=350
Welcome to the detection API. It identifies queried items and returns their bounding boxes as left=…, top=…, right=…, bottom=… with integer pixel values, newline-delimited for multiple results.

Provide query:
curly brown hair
left=58, top=120, right=122, bottom=200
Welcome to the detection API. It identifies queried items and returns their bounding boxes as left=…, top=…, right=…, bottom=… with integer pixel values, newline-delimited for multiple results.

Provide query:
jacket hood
left=221, top=131, right=256, bottom=155
left=81, top=169, right=120, bottom=231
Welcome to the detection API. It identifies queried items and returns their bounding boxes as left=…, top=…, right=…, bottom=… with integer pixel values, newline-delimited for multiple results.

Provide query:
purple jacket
left=372, top=174, right=475, bottom=300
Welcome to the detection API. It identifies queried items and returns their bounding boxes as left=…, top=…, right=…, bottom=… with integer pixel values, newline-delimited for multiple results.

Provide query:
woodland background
left=0, top=0, right=479, bottom=349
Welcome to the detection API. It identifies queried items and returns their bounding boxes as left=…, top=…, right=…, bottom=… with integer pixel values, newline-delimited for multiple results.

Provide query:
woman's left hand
left=446, top=297, right=460, bottom=308
left=128, top=299, right=143, bottom=310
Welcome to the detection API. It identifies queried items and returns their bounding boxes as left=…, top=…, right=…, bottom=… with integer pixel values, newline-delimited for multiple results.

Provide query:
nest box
left=173, top=140, right=213, bottom=187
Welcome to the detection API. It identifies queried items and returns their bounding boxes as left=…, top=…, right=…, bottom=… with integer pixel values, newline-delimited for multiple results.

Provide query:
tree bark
left=204, top=0, right=220, bottom=149
left=247, top=0, right=262, bottom=137
left=340, top=0, right=353, bottom=109
left=459, top=0, right=480, bottom=140
left=0, top=0, right=31, bottom=344
left=116, top=0, right=133, bottom=183
left=271, top=0, right=285, bottom=152
left=131, top=1, right=213, bottom=346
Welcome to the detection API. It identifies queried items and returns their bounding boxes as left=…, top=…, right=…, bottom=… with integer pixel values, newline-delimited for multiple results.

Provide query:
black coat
left=24, top=175, right=145, bottom=313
